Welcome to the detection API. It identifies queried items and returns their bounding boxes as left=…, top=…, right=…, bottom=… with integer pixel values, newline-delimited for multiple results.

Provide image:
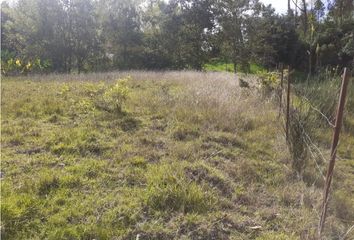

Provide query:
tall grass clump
left=292, top=72, right=343, bottom=128
left=286, top=107, right=311, bottom=178
left=144, top=163, right=217, bottom=214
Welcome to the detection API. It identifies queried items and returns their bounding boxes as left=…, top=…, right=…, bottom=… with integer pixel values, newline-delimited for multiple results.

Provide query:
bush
left=101, top=77, right=131, bottom=113
left=1, top=55, right=51, bottom=76
left=257, top=71, right=280, bottom=97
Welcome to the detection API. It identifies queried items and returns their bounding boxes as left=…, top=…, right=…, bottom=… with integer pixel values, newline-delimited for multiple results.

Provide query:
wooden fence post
left=318, top=68, right=351, bottom=238
left=286, top=66, right=291, bottom=141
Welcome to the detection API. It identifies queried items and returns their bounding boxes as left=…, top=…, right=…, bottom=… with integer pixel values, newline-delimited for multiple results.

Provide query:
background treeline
left=1, top=0, right=353, bottom=75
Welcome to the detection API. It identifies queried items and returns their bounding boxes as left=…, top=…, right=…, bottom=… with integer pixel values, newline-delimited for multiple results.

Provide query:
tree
left=329, top=0, right=354, bottom=25
left=70, top=0, right=100, bottom=73
left=0, top=0, right=352, bottom=74
left=160, top=0, right=215, bottom=69
left=216, top=0, right=251, bottom=73
left=100, top=0, right=143, bottom=69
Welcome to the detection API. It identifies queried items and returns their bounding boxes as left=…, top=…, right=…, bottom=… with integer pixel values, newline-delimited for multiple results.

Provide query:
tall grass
left=285, top=72, right=354, bottom=234
left=1, top=70, right=352, bottom=239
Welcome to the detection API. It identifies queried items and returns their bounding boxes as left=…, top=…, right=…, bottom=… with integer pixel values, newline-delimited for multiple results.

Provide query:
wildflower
left=16, top=59, right=21, bottom=66
left=26, top=62, right=32, bottom=70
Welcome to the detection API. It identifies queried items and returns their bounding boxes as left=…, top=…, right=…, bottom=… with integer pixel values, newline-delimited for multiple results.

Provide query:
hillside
left=1, top=71, right=353, bottom=239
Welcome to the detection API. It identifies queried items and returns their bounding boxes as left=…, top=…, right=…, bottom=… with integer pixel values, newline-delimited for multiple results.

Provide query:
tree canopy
left=1, top=0, right=353, bottom=74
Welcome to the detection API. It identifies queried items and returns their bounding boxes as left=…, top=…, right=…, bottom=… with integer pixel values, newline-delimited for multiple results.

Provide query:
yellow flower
left=15, top=59, right=21, bottom=66
left=26, top=62, right=32, bottom=70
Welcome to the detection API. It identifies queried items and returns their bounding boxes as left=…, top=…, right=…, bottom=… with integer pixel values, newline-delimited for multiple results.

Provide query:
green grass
left=203, top=60, right=266, bottom=74
left=1, top=71, right=353, bottom=239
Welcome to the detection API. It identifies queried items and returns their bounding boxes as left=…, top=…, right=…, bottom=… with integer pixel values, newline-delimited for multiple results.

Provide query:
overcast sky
left=261, top=0, right=288, bottom=13
left=1, top=0, right=310, bottom=14
left=262, top=0, right=315, bottom=14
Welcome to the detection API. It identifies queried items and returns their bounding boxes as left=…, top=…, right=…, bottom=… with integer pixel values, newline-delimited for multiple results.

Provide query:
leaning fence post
left=286, top=66, right=291, bottom=141
left=318, top=68, right=351, bottom=238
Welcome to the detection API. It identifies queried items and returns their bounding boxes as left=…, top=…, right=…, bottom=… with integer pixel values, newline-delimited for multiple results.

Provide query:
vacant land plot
left=1, top=71, right=353, bottom=239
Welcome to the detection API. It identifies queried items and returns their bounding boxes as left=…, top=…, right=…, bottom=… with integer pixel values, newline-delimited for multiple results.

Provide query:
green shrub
left=83, top=82, right=106, bottom=97
left=257, top=71, right=280, bottom=97
left=100, top=77, right=131, bottom=113
left=1, top=56, right=51, bottom=76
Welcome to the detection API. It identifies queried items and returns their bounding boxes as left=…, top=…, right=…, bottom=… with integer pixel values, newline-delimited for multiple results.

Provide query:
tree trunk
left=302, top=0, right=308, bottom=35
left=67, top=52, right=72, bottom=72
left=295, top=0, right=298, bottom=25
left=78, top=57, right=82, bottom=74
left=123, top=44, right=127, bottom=69
left=339, top=0, right=343, bottom=25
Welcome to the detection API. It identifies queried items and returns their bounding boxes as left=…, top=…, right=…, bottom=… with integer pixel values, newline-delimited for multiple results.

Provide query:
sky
left=261, top=0, right=288, bottom=13
left=1, top=0, right=310, bottom=14
left=262, top=0, right=314, bottom=14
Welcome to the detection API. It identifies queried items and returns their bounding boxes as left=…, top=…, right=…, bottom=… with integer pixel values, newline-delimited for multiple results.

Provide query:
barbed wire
left=277, top=82, right=334, bottom=179
left=278, top=69, right=353, bottom=238
left=290, top=84, right=336, bottom=128
left=300, top=95, right=335, bottom=128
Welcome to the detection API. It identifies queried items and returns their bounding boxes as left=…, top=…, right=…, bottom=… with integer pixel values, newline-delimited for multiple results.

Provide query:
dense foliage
left=1, top=0, right=353, bottom=74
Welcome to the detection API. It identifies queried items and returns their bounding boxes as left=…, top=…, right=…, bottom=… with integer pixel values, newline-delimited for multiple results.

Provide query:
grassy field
left=1, top=71, right=353, bottom=239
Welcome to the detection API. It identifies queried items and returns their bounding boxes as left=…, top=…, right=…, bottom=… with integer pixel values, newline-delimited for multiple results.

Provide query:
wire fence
left=278, top=71, right=329, bottom=180
left=276, top=66, right=352, bottom=239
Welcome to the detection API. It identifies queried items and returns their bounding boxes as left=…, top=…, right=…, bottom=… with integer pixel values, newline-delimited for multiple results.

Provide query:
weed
left=100, top=77, right=130, bottom=113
